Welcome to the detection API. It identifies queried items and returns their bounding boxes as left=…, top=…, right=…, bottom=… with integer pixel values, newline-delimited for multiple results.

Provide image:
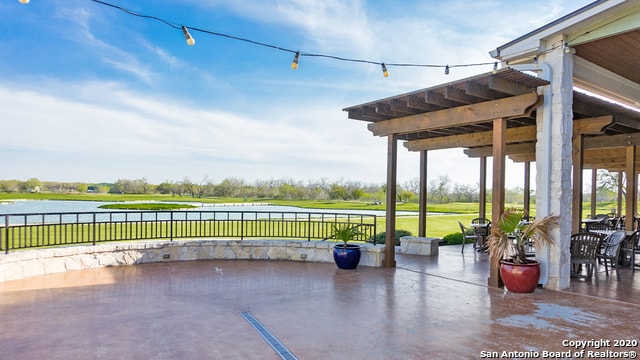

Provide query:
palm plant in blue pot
left=331, top=223, right=363, bottom=269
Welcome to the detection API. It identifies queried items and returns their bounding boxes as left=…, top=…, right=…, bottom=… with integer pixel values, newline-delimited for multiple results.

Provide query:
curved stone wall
left=0, top=239, right=385, bottom=283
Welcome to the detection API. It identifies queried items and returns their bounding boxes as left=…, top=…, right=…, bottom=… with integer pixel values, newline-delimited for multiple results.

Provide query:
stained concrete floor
left=0, top=245, right=639, bottom=359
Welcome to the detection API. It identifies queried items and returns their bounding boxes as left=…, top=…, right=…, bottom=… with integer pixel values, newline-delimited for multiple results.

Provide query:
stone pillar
left=537, top=36, right=573, bottom=290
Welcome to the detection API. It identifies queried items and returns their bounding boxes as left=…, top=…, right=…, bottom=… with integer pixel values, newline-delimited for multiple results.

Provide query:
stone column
left=537, top=35, right=573, bottom=290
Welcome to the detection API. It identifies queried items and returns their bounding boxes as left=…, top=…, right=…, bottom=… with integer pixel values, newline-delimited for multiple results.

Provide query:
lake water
left=0, top=199, right=416, bottom=217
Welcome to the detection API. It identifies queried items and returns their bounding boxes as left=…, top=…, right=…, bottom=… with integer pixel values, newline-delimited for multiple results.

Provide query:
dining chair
left=458, top=221, right=479, bottom=254
left=596, top=230, right=627, bottom=281
left=570, top=232, right=604, bottom=285
left=471, top=218, right=491, bottom=252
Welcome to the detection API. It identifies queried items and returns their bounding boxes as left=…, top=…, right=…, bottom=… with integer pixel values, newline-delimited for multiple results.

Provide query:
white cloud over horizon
left=0, top=0, right=594, bottom=188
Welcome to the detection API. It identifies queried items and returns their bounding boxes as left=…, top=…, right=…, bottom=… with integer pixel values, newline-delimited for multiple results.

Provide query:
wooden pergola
left=343, top=67, right=640, bottom=287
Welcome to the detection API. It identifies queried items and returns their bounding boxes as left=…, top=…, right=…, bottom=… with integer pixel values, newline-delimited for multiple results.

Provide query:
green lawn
left=0, top=192, right=626, bottom=239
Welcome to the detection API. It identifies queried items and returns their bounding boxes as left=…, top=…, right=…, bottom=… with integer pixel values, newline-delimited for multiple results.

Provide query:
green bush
left=442, top=232, right=464, bottom=245
left=367, top=229, right=413, bottom=245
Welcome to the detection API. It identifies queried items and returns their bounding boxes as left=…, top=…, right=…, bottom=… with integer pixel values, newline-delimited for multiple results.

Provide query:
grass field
left=0, top=192, right=623, bottom=239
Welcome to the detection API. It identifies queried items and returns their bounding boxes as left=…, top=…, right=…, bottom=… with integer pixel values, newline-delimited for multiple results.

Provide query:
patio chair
left=570, top=232, right=604, bottom=285
left=471, top=218, right=491, bottom=252
left=458, top=221, right=479, bottom=254
left=596, top=230, right=627, bottom=281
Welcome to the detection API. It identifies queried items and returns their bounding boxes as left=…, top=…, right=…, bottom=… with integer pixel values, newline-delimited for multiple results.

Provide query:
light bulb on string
left=291, top=52, right=299, bottom=70
left=19, top=0, right=30, bottom=4
left=445, top=65, right=450, bottom=75
left=181, top=26, right=195, bottom=46
left=492, top=62, right=498, bottom=74
left=381, top=63, right=389, bottom=77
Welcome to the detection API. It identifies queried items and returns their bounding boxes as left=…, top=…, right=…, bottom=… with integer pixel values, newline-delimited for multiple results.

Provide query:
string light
left=381, top=63, right=389, bottom=77
left=492, top=62, right=498, bottom=74
left=291, top=51, right=299, bottom=70
left=445, top=65, right=449, bottom=75
left=87, top=0, right=497, bottom=77
left=19, top=0, right=30, bottom=4
left=181, top=26, right=195, bottom=46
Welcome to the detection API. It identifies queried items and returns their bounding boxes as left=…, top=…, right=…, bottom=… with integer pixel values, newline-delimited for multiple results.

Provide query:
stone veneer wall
left=0, top=239, right=385, bottom=283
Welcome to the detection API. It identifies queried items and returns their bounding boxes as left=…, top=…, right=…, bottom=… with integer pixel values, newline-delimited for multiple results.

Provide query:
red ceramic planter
left=499, top=260, right=541, bottom=293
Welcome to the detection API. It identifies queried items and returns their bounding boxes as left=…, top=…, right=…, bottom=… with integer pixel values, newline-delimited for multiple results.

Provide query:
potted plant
left=487, top=209, right=559, bottom=293
left=331, top=223, right=363, bottom=269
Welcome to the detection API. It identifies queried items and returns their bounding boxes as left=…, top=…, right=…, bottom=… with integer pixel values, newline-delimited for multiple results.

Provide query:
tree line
left=0, top=175, right=539, bottom=204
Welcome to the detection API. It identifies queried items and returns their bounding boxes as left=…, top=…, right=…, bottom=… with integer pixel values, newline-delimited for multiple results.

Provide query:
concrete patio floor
left=0, top=245, right=639, bottom=359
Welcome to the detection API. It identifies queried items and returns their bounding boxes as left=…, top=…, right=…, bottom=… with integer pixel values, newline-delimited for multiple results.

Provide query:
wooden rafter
left=403, top=116, right=612, bottom=152
left=368, top=92, right=540, bottom=137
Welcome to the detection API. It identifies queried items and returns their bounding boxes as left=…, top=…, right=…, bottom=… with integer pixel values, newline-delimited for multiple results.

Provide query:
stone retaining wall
left=399, top=236, right=440, bottom=256
left=0, top=240, right=385, bottom=283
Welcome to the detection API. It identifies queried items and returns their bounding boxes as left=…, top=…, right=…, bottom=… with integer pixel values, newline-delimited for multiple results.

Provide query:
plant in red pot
left=331, top=223, right=363, bottom=270
left=487, top=209, right=559, bottom=293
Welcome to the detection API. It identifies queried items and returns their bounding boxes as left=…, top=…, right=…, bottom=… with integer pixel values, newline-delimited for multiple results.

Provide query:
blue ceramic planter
left=333, top=244, right=361, bottom=269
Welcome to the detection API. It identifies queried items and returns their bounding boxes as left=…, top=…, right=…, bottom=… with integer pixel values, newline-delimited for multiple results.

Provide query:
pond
left=0, top=199, right=417, bottom=217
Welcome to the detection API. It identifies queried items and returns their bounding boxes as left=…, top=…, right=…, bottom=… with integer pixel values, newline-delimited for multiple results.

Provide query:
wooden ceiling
left=575, top=29, right=640, bottom=85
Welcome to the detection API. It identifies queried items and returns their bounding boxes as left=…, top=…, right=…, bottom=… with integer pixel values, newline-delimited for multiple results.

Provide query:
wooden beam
left=464, top=142, right=535, bottom=158
left=390, top=99, right=421, bottom=116
left=403, top=116, right=609, bottom=152
left=479, top=157, right=487, bottom=220
left=591, top=170, right=597, bottom=218
left=625, top=146, right=637, bottom=231
left=573, top=115, right=614, bottom=135
left=418, top=151, right=427, bottom=237
left=523, top=162, right=531, bottom=216
left=584, top=130, right=640, bottom=150
left=489, top=117, right=506, bottom=288
left=368, top=93, right=540, bottom=137
left=465, top=80, right=502, bottom=100
left=509, top=153, right=536, bottom=163
left=489, top=75, right=533, bottom=95
left=425, top=90, right=459, bottom=107
left=572, top=134, right=584, bottom=234
left=384, top=135, right=398, bottom=268
left=404, top=125, right=535, bottom=151
left=445, top=86, right=477, bottom=104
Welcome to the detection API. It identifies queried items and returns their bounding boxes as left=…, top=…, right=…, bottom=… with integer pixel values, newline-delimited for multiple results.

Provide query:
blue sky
left=0, top=0, right=593, bottom=187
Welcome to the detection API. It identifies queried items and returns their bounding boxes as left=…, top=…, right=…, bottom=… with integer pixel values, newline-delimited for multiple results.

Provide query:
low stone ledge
left=399, top=236, right=439, bottom=256
left=0, top=240, right=385, bottom=283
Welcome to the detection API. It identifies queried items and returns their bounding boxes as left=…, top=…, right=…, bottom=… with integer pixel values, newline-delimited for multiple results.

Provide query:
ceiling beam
left=573, top=115, right=613, bottom=135
left=444, top=86, right=477, bottom=104
left=368, top=92, right=540, bottom=137
left=488, top=75, right=533, bottom=95
left=464, top=142, right=535, bottom=157
left=584, top=131, right=640, bottom=149
left=425, top=90, right=460, bottom=107
left=403, top=116, right=611, bottom=151
left=405, top=126, right=535, bottom=151
left=465, top=80, right=503, bottom=100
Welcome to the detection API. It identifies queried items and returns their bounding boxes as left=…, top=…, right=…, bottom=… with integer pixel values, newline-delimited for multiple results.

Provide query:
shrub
left=367, top=229, right=413, bottom=246
left=442, top=232, right=464, bottom=245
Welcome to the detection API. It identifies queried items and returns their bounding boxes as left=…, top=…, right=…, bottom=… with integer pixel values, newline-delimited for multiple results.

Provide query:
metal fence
left=0, top=210, right=377, bottom=254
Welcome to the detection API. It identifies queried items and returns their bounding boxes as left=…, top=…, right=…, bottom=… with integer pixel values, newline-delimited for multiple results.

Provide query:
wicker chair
left=458, top=221, right=479, bottom=254
left=596, top=230, right=627, bottom=281
left=570, top=232, right=604, bottom=285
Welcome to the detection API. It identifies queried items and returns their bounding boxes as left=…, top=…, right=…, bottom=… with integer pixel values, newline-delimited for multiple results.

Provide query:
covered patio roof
left=344, top=68, right=640, bottom=172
